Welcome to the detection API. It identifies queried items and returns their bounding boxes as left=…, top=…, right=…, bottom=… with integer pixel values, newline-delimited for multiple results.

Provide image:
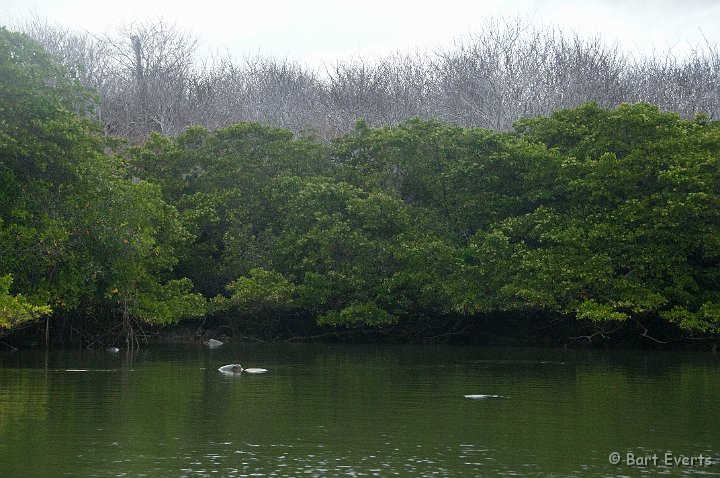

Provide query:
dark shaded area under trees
left=1, top=23, right=719, bottom=350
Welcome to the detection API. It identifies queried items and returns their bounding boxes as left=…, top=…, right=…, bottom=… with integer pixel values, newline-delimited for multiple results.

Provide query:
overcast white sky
left=3, top=0, right=720, bottom=68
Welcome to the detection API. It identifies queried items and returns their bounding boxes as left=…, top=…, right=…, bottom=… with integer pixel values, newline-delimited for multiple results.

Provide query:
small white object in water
left=106, top=347, right=120, bottom=353
left=243, top=367, right=269, bottom=374
left=205, top=339, right=223, bottom=348
left=218, top=364, right=268, bottom=374
left=218, top=364, right=241, bottom=373
left=464, top=394, right=502, bottom=399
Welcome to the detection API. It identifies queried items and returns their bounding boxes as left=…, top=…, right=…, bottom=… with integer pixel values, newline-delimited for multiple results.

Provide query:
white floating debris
left=243, top=368, right=268, bottom=374
left=464, top=394, right=503, bottom=399
left=205, top=339, right=223, bottom=348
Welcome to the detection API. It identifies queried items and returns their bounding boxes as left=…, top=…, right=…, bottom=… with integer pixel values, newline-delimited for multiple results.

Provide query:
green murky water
left=0, top=344, right=718, bottom=477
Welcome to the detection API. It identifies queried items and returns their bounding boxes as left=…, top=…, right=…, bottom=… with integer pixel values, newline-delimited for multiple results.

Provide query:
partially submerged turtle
left=218, top=364, right=268, bottom=374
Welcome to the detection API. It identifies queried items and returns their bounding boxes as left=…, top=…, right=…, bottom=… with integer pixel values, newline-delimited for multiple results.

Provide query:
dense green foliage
left=0, top=28, right=205, bottom=343
left=1, top=30, right=718, bottom=344
left=512, top=105, right=720, bottom=333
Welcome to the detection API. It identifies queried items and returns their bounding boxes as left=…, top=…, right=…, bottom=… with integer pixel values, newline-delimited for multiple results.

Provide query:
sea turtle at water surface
left=218, top=364, right=268, bottom=374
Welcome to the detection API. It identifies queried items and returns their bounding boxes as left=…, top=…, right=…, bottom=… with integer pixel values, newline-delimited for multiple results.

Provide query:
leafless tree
left=99, top=19, right=199, bottom=138
left=428, top=19, right=630, bottom=130
left=12, top=15, right=720, bottom=141
left=188, top=54, right=327, bottom=136
left=627, top=42, right=720, bottom=119
left=323, top=53, right=432, bottom=133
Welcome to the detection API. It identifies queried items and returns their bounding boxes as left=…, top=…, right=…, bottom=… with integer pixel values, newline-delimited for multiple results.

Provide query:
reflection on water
left=0, top=344, right=718, bottom=477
